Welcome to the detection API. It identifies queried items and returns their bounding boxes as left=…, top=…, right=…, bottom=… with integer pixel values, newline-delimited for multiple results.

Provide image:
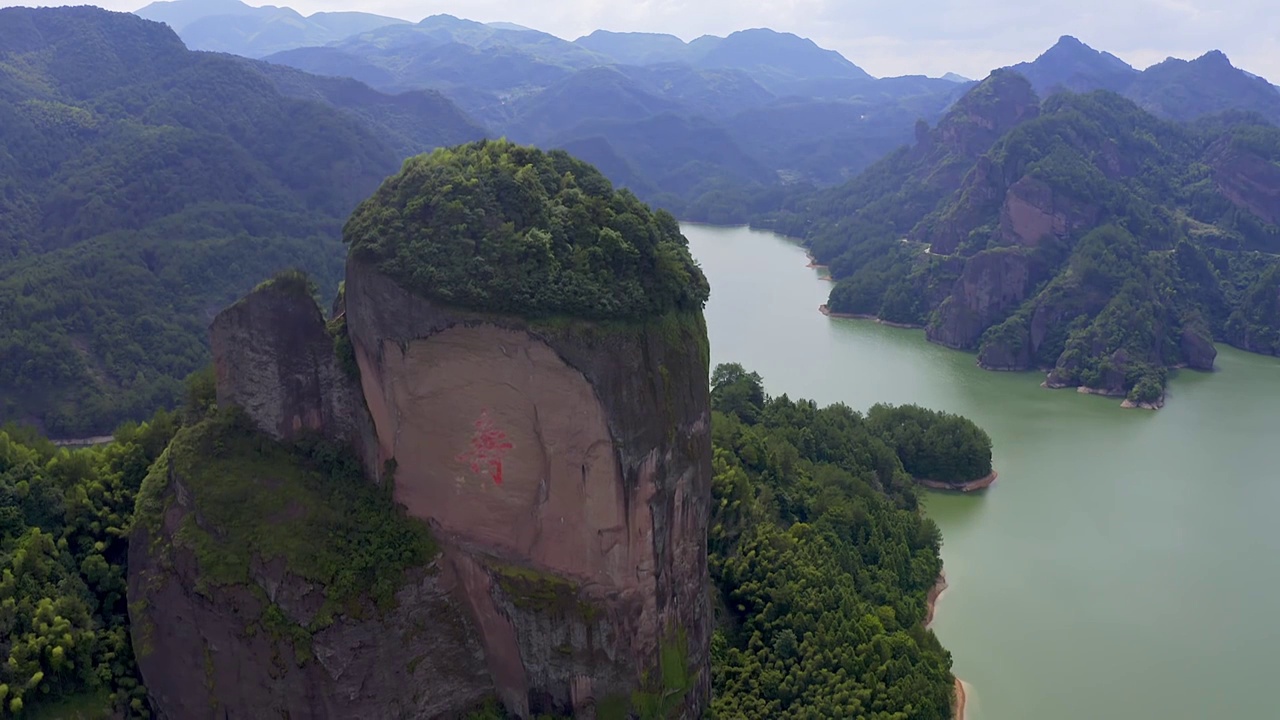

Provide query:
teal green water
left=684, top=223, right=1280, bottom=720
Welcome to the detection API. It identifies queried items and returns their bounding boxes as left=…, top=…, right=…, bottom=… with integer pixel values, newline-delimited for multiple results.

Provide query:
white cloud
left=66, top=0, right=1280, bottom=80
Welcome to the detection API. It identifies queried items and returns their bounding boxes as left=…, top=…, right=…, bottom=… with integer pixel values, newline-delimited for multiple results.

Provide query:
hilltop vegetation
left=0, top=6, right=479, bottom=436
left=344, top=139, right=709, bottom=320
left=764, top=71, right=1280, bottom=404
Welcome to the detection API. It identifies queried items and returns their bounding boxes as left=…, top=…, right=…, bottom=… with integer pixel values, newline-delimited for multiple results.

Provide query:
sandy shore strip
left=818, top=304, right=923, bottom=329
left=954, top=678, right=969, bottom=720
left=805, top=253, right=836, bottom=281
left=925, top=572, right=948, bottom=627
left=926, top=573, right=970, bottom=720
left=917, top=471, right=998, bottom=493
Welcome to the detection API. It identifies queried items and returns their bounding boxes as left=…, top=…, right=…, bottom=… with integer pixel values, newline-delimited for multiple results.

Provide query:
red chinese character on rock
left=455, top=409, right=514, bottom=485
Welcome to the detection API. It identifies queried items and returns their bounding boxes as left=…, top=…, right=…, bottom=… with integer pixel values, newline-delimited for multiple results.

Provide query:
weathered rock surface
left=1181, top=322, right=1218, bottom=370
left=927, top=248, right=1044, bottom=349
left=1209, top=136, right=1280, bottom=225
left=934, top=69, right=1040, bottom=159
left=209, top=279, right=380, bottom=477
left=129, top=463, right=494, bottom=719
left=131, top=258, right=713, bottom=719
left=997, top=176, right=1099, bottom=247
left=344, top=256, right=712, bottom=718
left=914, top=156, right=1006, bottom=256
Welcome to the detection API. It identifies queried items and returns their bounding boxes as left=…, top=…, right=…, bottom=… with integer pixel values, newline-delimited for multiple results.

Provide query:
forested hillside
left=762, top=71, right=1280, bottom=405
left=707, top=365, right=966, bottom=718
left=0, top=7, right=478, bottom=436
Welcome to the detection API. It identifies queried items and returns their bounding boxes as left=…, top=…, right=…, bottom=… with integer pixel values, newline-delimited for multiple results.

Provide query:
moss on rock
left=488, top=561, right=600, bottom=622
left=151, top=408, right=436, bottom=616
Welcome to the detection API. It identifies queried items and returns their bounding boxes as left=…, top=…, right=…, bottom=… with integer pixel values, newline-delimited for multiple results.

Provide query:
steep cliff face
left=996, top=176, right=1100, bottom=247
left=344, top=256, right=712, bottom=717
left=1209, top=135, right=1280, bottom=226
left=927, top=248, right=1045, bottom=349
left=208, top=274, right=380, bottom=477
left=131, top=281, right=496, bottom=719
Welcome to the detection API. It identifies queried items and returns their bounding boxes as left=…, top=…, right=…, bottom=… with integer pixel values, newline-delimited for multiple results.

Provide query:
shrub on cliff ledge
left=343, top=139, right=710, bottom=320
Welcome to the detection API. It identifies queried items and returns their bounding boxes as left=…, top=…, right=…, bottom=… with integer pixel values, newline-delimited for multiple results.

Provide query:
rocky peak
left=132, top=140, right=714, bottom=719
left=934, top=69, right=1040, bottom=158
left=1006, top=34, right=1137, bottom=96
left=1194, top=49, right=1234, bottom=68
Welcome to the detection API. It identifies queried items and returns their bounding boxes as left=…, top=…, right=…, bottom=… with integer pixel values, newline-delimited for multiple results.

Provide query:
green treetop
left=343, top=139, right=711, bottom=320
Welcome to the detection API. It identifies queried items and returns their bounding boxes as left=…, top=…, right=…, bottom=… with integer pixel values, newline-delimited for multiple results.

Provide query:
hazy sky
left=82, top=0, right=1280, bottom=80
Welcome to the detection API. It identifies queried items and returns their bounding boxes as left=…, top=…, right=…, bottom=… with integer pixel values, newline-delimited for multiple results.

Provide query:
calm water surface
left=683, top=223, right=1280, bottom=720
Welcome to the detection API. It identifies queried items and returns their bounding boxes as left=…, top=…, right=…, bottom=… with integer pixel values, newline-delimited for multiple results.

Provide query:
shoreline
left=804, top=253, right=835, bottom=282
left=1042, top=381, right=1167, bottom=411
left=917, top=471, right=998, bottom=493
left=818, top=304, right=923, bottom=329
left=924, top=572, right=968, bottom=720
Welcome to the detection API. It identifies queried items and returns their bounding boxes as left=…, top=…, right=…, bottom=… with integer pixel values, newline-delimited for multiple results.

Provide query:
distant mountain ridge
left=135, top=0, right=408, bottom=57
left=126, top=2, right=1280, bottom=234
left=1007, top=35, right=1280, bottom=123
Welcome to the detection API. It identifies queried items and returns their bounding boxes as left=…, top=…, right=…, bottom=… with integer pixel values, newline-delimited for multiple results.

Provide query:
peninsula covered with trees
left=708, top=364, right=979, bottom=718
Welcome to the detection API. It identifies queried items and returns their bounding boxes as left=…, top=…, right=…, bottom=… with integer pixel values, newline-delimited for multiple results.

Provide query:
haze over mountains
left=2, top=0, right=1279, bottom=433
left=126, top=0, right=1280, bottom=221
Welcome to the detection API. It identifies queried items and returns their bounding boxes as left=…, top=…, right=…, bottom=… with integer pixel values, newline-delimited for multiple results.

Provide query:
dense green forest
left=762, top=71, right=1280, bottom=403
left=0, top=402, right=183, bottom=718
left=344, top=139, right=710, bottom=320
left=0, top=6, right=479, bottom=437
left=707, top=364, right=958, bottom=718
left=0, top=361, right=994, bottom=718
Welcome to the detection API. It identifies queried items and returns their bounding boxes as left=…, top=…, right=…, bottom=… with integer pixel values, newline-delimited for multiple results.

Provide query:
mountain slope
left=0, top=6, right=473, bottom=435
left=1127, top=51, right=1280, bottom=123
left=763, top=71, right=1280, bottom=405
left=245, top=59, right=487, bottom=156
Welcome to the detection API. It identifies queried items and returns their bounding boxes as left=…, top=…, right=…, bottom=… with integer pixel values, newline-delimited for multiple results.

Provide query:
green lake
left=684, top=222, right=1280, bottom=720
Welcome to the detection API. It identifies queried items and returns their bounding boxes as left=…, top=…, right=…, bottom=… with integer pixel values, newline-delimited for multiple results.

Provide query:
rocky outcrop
left=343, top=256, right=712, bottom=718
left=129, top=464, right=493, bottom=719
left=1208, top=136, right=1280, bottom=225
left=927, top=249, right=1044, bottom=350
left=133, top=262, right=713, bottom=719
left=914, top=156, right=1006, bottom=256
left=997, top=176, right=1100, bottom=247
left=209, top=276, right=380, bottom=478
left=934, top=69, right=1040, bottom=159
left=133, top=139, right=714, bottom=719
left=1181, top=321, right=1218, bottom=370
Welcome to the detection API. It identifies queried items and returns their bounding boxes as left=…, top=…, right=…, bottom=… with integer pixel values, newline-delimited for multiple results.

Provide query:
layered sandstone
left=343, top=256, right=712, bottom=717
